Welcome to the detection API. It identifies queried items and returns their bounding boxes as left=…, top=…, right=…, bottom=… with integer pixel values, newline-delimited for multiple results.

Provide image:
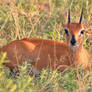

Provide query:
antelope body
left=0, top=10, right=91, bottom=74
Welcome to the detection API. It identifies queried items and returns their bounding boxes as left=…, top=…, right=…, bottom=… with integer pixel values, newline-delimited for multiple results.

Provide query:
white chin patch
left=69, top=43, right=79, bottom=51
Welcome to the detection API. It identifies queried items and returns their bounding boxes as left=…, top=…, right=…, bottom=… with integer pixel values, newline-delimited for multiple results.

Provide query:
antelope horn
left=68, top=9, right=70, bottom=23
left=79, top=8, right=83, bottom=24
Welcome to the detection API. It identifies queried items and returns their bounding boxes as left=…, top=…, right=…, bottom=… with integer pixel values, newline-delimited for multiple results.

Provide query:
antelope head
left=62, top=9, right=86, bottom=51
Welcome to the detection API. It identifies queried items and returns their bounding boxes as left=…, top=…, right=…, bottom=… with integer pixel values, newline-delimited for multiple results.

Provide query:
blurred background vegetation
left=0, top=0, right=92, bottom=92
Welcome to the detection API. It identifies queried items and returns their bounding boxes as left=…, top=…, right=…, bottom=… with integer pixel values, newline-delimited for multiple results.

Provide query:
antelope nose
left=70, top=35, right=76, bottom=46
left=71, top=40, right=76, bottom=46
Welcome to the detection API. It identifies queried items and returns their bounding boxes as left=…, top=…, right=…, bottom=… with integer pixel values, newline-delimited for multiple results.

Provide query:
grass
left=0, top=0, right=92, bottom=92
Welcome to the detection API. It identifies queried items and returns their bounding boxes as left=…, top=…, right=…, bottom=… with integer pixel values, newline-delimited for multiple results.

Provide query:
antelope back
left=0, top=38, right=71, bottom=73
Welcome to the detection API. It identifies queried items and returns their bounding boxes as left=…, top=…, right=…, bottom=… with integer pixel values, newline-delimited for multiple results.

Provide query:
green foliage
left=60, top=68, right=78, bottom=92
left=0, top=0, right=92, bottom=92
left=0, top=53, right=92, bottom=92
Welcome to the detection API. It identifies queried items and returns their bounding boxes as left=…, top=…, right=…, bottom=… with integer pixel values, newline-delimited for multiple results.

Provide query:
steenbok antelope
left=0, top=9, right=91, bottom=74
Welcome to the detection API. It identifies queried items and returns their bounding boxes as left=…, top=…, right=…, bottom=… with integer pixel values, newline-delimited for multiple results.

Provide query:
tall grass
left=0, top=0, right=92, bottom=92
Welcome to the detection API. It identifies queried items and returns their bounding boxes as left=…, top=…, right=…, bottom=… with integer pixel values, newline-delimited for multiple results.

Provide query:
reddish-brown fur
left=0, top=11, right=91, bottom=74
left=0, top=38, right=71, bottom=73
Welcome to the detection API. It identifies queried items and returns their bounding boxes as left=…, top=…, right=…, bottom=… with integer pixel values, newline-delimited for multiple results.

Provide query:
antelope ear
left=83, top=24, right=92, bottom=30
left=62, top=22, right=67, bottom=28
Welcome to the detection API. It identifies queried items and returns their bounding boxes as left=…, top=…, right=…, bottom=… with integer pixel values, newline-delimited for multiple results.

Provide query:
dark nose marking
left=70, top=35, right=76, bottom=46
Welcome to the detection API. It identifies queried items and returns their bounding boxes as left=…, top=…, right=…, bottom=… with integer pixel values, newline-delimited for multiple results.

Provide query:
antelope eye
left=64, top=29, right=69, bottom=36
left=80, top=30, right=85, bottom=34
